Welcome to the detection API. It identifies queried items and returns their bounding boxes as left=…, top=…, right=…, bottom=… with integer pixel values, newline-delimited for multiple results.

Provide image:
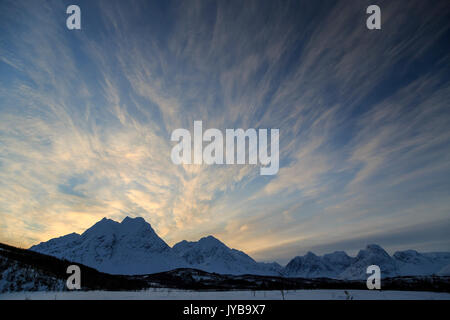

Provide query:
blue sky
left=0, top=0, right=449, bottom=263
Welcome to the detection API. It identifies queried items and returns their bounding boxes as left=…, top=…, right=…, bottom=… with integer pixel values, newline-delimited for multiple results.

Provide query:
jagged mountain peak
left=323, top=251, right=353, bottom=271
left=305, top=251, right=319, bottom=258
left=81, top=217, right=119, bottom=236
left=283, top=251, right=335, bottom=278
left=31, top=216, right=182, bottom=275
left=323, top=251, right=351, bottom=259
left=174, top=235, right=247, bottom=259
left=176, top=235, right=228, bottom=248
left=200, top=235, right=221, bottom=242
left=119, top=216, right=157, bottom=235
left=173, top=235, right=238, bottom=257
left=121, top=216, right=146, bottom=225
left=197, top=235, right=229, bottom=249
left=365, top=243, right=387, bottom=252
left=394, top=249, right=424, bottom=262
left=80, top=215, right=158, bottom=239
left=355, top=244, right=392, bottom=260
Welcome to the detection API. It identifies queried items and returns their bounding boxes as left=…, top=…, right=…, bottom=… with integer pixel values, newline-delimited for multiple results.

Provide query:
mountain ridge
left=30, top=216, right=450, bottom=278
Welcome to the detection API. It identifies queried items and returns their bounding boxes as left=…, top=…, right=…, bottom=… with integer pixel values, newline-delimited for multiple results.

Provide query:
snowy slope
left=172, top=236, right=282, bottom=275
left=323, top=251, right=354, bottom=275
left=30, top=217, right=187, bottom=275
left=438, top=264, right=450, bottom=276
left=394, top=250, right=436, bottom=276
left=394, top=250, right=450, bottom=276
left=422, top=252, right=450, bottom=270
left=282, top=251, right=354, bottom=278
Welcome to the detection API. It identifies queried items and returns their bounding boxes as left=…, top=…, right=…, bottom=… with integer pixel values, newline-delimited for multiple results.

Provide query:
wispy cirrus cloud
left=0, top=0, right=449, bottom=262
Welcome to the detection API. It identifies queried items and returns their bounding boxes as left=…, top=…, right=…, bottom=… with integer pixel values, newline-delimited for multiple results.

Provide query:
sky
left=0, top=0, right=449, bottom=264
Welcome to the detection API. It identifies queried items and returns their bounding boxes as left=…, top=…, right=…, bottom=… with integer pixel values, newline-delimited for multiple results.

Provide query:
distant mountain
left=323, top=251, right=354, bottom=275
left=393, top=250, right=436, bottom=276
left=438, top=264, right=450, bottom=276
left=283, top=252, right=336, bottom=278
left=283, top=245, right=450, bottom=280
left=394, top=250, right=450, bottom=276
left=30, top=216, right=450, bottom=279
left=172, top=236, right=282, bottom=275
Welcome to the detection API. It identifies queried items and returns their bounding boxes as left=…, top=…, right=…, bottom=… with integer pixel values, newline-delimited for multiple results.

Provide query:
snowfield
left=1, top=289, right=450, bottom=300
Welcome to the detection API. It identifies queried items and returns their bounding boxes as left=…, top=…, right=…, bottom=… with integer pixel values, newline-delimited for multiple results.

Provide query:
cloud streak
left=0, top=0, right=449, bottom=262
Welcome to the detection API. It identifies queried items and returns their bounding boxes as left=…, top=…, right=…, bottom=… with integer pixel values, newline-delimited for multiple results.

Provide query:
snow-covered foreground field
left=1, top=289, right=450, bottom=300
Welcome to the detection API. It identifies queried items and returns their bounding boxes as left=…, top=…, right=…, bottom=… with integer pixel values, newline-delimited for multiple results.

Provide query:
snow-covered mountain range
left=30, top=216, right=450, bottom=279
left=30, top=217, right=280, bottom=276
left=284, top=244, right=450, bottom=279
left=30, top=217, right=186, bottom=275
